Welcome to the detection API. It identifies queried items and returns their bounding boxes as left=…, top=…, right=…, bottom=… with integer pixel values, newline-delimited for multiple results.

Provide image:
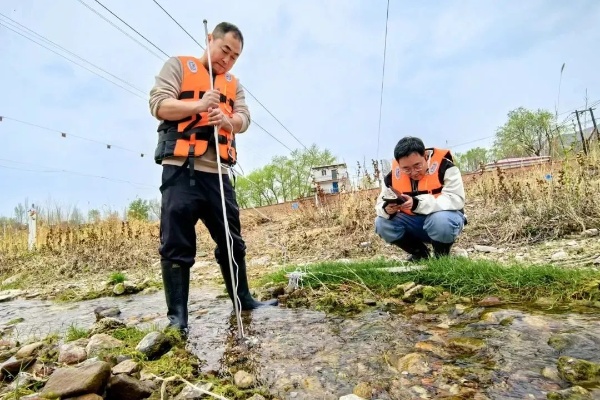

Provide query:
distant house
left=310, top=163, right=349, bottom=194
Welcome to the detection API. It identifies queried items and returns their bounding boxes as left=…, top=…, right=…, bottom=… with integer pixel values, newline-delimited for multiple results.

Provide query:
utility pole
left=589, top=108, right=599, bottom=142
left=575, top=110, right=588, bottom=155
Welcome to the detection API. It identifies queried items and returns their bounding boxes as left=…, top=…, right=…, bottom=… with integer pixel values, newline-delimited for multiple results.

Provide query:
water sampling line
left=203, top=19, right=244, bottom=340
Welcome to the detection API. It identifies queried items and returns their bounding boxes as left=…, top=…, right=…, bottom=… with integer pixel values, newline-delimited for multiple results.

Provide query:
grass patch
left=263, top=257, right=600, bottom=303
left=65, top=324, right=89, bottom=342
left=109, top=272, right=126, bottom=284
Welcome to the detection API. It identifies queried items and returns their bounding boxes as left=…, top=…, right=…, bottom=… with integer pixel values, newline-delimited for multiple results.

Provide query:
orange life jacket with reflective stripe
left=155, top=55, right=238, bottom=166
left=391, top=148, right=452, bottom=215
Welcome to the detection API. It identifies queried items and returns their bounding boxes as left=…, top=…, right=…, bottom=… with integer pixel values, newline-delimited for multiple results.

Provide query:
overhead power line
left=81, top=0, right=309, bottom=152
left=0, top=19, right=147, bottom=101
left=0, top=158, right=156, bottom=189
left=0, top=116, right=150, bottom=157
left=375, top=0, right=391, bottom=161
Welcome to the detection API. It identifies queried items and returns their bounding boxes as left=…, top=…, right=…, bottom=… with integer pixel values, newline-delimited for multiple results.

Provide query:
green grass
left=262, top=257, right=600, bottom=303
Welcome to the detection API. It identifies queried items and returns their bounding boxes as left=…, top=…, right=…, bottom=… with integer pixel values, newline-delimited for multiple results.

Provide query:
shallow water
left=2, top=286, right=600, bottom=399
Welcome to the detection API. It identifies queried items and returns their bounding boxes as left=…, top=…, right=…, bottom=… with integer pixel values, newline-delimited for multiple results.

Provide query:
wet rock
left=68, top=395, right=104, bottom=400
left=0, top=356, right=35, bottom=377
left=112, top=359, right=140, bottom=375
left=113, top=283, right=126, bottom=295
left=58, top=342, right=88, bottom=365
left=415, top=341, right=450, bottom=358
left=557, top=356, right=600, bottom=384
left=94, top=306, right=121, bottom=321
left=15, top=341, right=44, bottom=359
left=474, top=245, right=498, bottom=253
left=352, top=382, right=372, bottom=398
left=105, top=374, right=153, bottom=400
left=403, top=285, right=424, bottom=303
left=363, top=299, right=377, bottom=306
left=414, top=304, right=429, bottom=313
left=542, top=366, right=561, bottom=382
left=175, top=382, right=214, bottom=399
left=448, top=337, right=486, bottom=352
left=89, top=317, right=126, bottom=335
left=397, top=352, right=432, bottom=375
left=135, top=331, right=171, bottom=360
left=86, top=334, right=124, bottom=358
left=478, top=296, right=503, bottom=307
left=547, top=385, right=591, bottom=399
left=552, top=250, right=568, bottom=260
left=40, top=360, right=111, bottom=398
left=234, top=370, right=255, bottom=388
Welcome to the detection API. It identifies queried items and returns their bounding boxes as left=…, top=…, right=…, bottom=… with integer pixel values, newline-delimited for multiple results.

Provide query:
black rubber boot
left=432, top=241, right=453, bottom=258
left=219, top=261, right=278, bottom=311
left=160, top=261, right=190, bottom=337
left=391, top=233, right=430, bottom=262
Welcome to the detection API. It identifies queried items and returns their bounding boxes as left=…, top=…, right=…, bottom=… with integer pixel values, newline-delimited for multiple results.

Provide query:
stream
left=1, top=286, right=600, bottom=399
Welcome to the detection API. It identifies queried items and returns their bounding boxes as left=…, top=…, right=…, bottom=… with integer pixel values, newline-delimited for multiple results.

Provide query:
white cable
left=203, top=19, right=244, bottom=339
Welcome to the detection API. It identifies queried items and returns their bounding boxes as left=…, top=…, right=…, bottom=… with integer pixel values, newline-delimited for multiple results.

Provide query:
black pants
left=159, top=165, right=245, bottom=268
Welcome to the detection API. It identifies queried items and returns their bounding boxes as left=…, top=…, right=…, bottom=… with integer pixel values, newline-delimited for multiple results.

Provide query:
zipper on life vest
left=188, top=132, right=196, bottom=186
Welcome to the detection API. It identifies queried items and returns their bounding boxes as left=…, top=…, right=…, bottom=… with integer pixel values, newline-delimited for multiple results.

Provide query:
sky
left=1, top=0, right=599, bottom=218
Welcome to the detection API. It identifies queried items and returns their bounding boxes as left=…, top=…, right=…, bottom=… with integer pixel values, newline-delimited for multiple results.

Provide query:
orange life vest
left=391, top=148, right=452, bottom=215
left=154, top=55, right=238, bottom=167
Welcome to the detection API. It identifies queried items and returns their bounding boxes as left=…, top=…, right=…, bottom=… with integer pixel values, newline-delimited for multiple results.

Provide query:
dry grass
left=1, top=146, right=599, bottom=286
left=464, top=146, right=600, bottom=243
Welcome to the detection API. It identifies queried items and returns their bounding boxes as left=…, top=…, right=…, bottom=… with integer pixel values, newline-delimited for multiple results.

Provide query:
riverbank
left=2, top=257, right=600, bottom=399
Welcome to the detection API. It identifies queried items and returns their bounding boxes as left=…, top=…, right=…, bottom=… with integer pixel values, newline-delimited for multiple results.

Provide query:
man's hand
left=399, top=194, right=413, bottom=210
left=384, top=203, right=400, bottom=215
left=207, top=107, right=227, bottom=127
left=197, top=89, right=221, bottom=113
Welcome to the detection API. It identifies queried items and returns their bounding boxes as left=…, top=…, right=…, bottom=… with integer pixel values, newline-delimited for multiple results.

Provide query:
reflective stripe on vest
left=390, top=148, right=451, bottom=215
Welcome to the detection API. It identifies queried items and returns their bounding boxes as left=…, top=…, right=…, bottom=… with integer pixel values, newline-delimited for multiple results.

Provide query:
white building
left=310, top=163, right=349, bottom=194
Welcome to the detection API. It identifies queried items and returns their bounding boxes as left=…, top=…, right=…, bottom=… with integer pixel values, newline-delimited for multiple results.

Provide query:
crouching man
left=374, top=136, right=467, bottom=260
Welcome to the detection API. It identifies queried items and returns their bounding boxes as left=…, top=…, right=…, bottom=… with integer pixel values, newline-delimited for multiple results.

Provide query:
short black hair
left=393, top=136, right=425, bottom=160
left=213, top=22, right=244, bottom=49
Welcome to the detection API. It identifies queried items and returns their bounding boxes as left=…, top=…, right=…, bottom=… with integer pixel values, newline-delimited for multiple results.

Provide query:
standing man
left=149, top=22, right=277, bottom=336
left=374, top=136, right=467, bottom=260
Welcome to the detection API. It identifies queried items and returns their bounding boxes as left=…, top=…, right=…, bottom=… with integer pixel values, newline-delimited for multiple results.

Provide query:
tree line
left=453, top=106, right=593, bottom=173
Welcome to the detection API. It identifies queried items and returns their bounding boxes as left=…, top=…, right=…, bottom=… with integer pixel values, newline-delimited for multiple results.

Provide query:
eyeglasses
left=400, top=163, right=424, bottom=174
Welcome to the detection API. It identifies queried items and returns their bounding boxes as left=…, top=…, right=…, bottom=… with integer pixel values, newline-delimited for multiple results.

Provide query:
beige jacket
left=148, top=56, right=251, bottom=174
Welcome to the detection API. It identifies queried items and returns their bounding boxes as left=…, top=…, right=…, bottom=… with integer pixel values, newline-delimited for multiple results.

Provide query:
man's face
left=397, top=152, right=428, bottom=180
left=208, top=32, right=242, bottom=75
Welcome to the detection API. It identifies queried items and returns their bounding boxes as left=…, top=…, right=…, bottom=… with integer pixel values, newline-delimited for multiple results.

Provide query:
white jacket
left=375, top=158, right=466, bottom=219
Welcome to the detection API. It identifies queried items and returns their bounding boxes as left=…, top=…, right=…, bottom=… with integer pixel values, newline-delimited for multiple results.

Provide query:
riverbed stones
left=547, top=385, right=591, bottom=400
left=86, top=334, right=123, bottom=358
left=557, top=356, right=600, bottom=385
left=89, top=317, right=126, bottom=335
left=15, top=341, right=44, bottom=359
left=40, top=360, right=111, bottom=398
left=397, top=353, right=432, bottom=375
left=111, top=359, right=140, bottom=375
left=234, top=370, right=255, bottom=389
left=105, top=374, right=153, bottom=400
left=135, top=331, right=171, bottom=360
left=174, top=382, right=214, bottom=399
left=58, top=342, right=88, bottom=365
left=94, top=306, right=121, bottom=321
